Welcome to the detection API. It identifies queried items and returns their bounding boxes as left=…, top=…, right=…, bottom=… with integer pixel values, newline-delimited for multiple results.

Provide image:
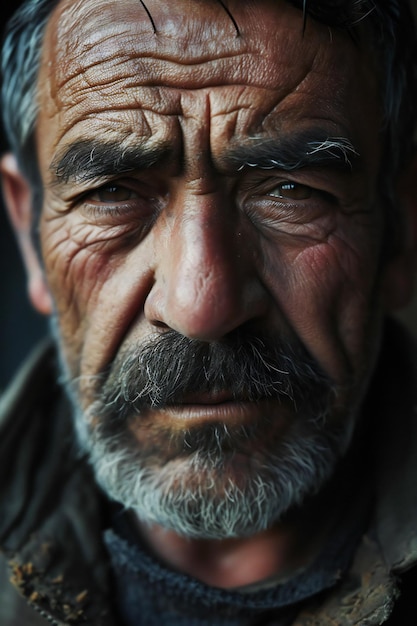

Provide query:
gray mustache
left=95, top=330, right=336, bottom=423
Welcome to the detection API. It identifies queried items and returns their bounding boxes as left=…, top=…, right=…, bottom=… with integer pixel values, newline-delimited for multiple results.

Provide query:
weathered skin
left=36, top=0, right=385, bottom=383
left=6, top=0, right=413, bottom=589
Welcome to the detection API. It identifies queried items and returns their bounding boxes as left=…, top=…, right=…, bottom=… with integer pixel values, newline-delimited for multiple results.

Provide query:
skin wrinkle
left=53, top=240, right=105, bottom=335
left=292, top=233, right=376, bottom=366
left=52, top=20, right=250, bottom=90
left=71, top=222, right=123, bottom=247
left=48, top=56, right=354, bottom=154
left=262, top=215, right=378, bottom=370
left=45, top=205, right=125, bottom=284
left=89, top=111, right=154, bottom=145
left=54, top=125, right=360, bottom=194
left=51, top=116, right=362, bottom=200
left=27, top=0, right=405, bottom=576
left=50, top=86, right=184, bottom=144
left=46, top=4, right=322, bottom=105
left=47, top=110, right=163, bottom=164
left=69, top=213, right=154, bottom=253
left=56, top=63, right=304, bottom=110
left=53, top=3, right=160, bottom=65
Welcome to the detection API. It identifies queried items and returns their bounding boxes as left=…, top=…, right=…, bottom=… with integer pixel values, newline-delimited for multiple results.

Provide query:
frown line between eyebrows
left=50, top=140, right=171, bottom=185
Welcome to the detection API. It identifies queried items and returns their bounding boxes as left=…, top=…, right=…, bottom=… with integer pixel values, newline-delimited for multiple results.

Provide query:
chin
left=72, top=399, right=350, bottom=539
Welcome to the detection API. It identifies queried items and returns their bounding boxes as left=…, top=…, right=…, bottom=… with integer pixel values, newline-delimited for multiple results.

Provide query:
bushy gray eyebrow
left=51, top=141, right=170, bottom=184
left=51, top=132, right=359, bottom=186
left=228, top=134, right=360, bottom=173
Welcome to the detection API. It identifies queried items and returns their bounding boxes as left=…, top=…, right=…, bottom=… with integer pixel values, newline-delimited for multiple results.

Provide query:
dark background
left=0, top=3, right=48, bottom=391
left=0, top=3, right=415, bottom=391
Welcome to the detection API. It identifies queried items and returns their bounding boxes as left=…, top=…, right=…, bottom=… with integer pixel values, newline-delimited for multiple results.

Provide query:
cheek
left=41, top=212, right=154, bottom=378
left=261, top=224, right=383, bottom=382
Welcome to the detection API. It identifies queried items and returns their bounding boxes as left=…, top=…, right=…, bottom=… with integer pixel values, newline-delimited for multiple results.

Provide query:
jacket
left=0, top=319, right=416, bottom=625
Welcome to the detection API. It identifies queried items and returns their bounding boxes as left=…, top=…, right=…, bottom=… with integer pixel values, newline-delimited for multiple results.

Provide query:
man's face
left=34, top=0, right=386, bottom=537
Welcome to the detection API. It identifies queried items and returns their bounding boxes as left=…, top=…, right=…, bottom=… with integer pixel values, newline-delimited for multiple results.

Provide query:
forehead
left=37, top=0, right=380, bottom=166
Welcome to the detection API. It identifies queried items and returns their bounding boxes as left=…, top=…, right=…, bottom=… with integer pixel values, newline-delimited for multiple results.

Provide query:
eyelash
left=245, top=177, right=335, bottom=204
left=75, top=175, right=336, bottom=228
left=82, top=203, right=131, bottom=218
left=77, top=181, right=157, bottom=218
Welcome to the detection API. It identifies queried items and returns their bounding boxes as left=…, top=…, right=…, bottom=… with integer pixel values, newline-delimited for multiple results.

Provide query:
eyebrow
left=51, top=140, right=170, bottom=184
left=226, top=132, right=360, bottom=173
left=51, top=131, right=359, bottom=186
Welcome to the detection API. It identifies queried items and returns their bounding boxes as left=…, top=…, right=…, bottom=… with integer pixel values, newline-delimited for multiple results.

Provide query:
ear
left=1, top=153, right=52, bottom=315
left=382, top=153, right=417, bottom=311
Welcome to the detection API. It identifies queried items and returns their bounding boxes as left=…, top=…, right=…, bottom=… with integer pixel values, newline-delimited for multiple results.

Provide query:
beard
left=57, top=324, right=353, bottom=540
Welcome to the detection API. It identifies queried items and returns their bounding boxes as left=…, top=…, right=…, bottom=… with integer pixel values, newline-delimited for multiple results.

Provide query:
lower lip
left=157, top=398, right=292, bottom=426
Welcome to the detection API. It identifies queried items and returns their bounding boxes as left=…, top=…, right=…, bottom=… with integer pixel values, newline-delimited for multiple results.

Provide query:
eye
left=267, top=181, right=312, bottom=200
left=89, top=184, right=138, bottom=203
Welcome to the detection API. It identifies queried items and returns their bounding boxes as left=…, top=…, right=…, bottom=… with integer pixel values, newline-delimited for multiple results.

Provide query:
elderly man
left=0, top=0, right=417, bottom=624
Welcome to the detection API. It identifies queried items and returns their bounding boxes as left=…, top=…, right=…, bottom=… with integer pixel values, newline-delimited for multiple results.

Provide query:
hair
left=2, top=0, right=417, bottom=237
left=1, top=0, right=59, bottom=179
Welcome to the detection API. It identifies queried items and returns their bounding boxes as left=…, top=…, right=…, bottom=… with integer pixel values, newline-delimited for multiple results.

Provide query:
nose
left=144, top=190, right=269, bottom=341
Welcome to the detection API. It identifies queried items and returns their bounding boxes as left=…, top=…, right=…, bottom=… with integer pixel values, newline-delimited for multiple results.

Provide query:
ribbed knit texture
left=104, top=499, right=368, bottom=626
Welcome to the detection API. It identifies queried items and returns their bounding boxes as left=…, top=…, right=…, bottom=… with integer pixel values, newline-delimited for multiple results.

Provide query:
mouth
left=157, top=394, right=293, bottom=427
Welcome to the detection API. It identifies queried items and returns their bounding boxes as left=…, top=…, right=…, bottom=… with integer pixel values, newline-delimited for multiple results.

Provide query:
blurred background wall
left=0, top=2, right=416, bottom=391
left=396, top=0, right=417, bottom=335
left=0, top=5, right=47, bottom=391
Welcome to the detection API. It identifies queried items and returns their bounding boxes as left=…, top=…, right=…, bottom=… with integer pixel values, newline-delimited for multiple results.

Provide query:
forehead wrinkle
left=38, top=0, right=381, bottom=193
left=39, top=0, right=357, bottom=136
left=52, top=100, right=177, bottom=148
left=56, top=53, right=258, bottom=105
left=50, top=76, right=300, bottom=151
left=48, top=0, right=246, bottom=79
left=47, top=109, right=171, bottom=170
left=56, top=49, right=300, bottom=112
left=206, top=64, right=330, bottom=151
left=44, top=0, right=330, bottom=98
left=56, top=38, right=249, bottom=84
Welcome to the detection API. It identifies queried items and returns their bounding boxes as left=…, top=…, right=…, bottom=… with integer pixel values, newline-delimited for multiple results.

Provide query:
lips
left=158, top=395, right=292, bottom=427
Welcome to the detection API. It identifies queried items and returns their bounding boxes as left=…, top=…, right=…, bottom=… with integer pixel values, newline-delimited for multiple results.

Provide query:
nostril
left=150, top=319, right=170, bottom=330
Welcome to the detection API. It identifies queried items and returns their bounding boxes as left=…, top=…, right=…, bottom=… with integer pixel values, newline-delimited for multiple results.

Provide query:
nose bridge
left=177, top=189, right=239, bottom=306
left=146, top=186, right=265, bottom=340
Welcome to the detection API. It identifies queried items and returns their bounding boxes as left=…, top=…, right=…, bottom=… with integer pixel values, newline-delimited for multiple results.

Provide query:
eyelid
left=267, top=181, right=313, bottom=200
left=75, top=176, right=167, bottom=227
left=244, top=174, right=338, bottom=205
left=87, top=182, right=138, bottom=203
left=77, top=175, right=158, bottom=205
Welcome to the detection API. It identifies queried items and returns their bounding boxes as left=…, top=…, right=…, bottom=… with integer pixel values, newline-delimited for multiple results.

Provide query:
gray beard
left=52, top=317, right=355, bottom=539
left=75, top=405, right=348, bottom=539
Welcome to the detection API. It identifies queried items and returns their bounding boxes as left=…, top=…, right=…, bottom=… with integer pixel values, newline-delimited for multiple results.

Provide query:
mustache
left=91, top=329, right=336, bottom=423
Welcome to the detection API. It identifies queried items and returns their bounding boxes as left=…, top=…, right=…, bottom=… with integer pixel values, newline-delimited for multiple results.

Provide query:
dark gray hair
left=2, top=0, right=59, bottom=180
left=2, top=0, right=417, bottom=230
